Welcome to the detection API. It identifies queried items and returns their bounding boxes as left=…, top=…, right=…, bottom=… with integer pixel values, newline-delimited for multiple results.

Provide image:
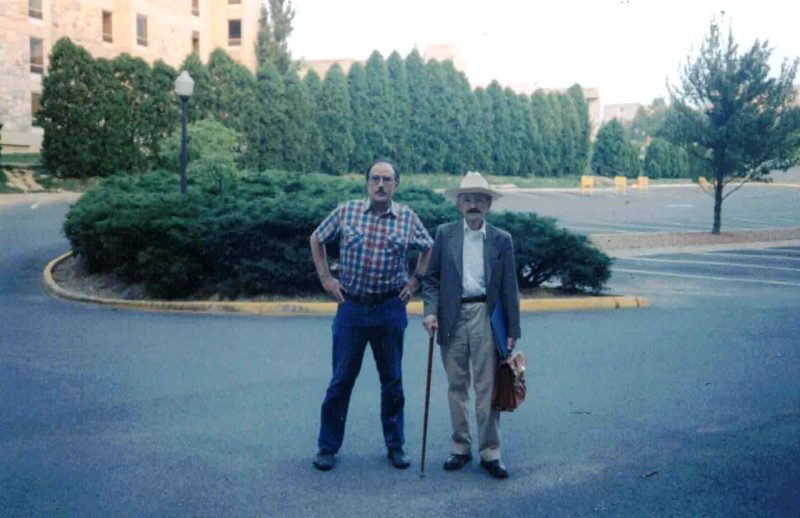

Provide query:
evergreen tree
left=526, top=94, right=546, bottom=176
left=347, top=63, right=370, bottom=169
left=255, top=0, right=296, bottom=74
left=404, top=49, right=431, bottom=173
left=644, top=138, right=689, bottom=179
left=473, top=88, right=494, bottom=172
left=303, top=69, right=322, bottom=106
left=567, top=84, right=591, bottom=174
left=546, top=93, right=565, bottom=175
left=100, top=54, right=141, bottom=173
left=558, top=93, right=580, bottom=175
left=143, top=60, right=178, bottom=166
left=531, top=90, right=556, bottom=176
left=247, top=61, right=286, bottom=170
left=386, top=51, right=410, bottom=172
left=512, top=94, right=542, bottom=176
left=179, top=53, right=214, bottom=122
left=364, top=51, right=394, bottom=159
left=663, top=18, right=800, bottom=233
left=282, top=70, right=321, bottom=171
left=208, top=49, right=257, bottom=134
left=487, top=81, right=513, bottom=175
left=441, top=61, right=472, bottom=174
left=316, top=64, right=354, bottom=174
left=421, top=60, right=449, bottom=172
left=505, top=89, right=529, bottom=176
left=592, top=119, right=641, bottom=177
left=37, top=38, right=105, bottom=178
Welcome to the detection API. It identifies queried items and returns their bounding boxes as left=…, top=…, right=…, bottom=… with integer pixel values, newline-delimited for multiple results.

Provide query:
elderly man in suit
left=422, top=172, right=521, bottom=479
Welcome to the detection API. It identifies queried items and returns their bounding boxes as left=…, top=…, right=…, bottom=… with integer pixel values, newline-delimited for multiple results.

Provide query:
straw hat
left=444, top=171, right=503, bottom=201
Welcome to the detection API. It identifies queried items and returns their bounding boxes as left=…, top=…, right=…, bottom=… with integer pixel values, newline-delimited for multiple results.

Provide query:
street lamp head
left=174, top=70, right=195, bottom=98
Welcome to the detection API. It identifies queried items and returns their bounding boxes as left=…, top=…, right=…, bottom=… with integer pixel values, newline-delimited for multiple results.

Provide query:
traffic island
left=43, top=251, right=648, bottom=316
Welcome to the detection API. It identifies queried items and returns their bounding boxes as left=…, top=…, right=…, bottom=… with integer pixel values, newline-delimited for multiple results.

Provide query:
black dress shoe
left=313, top=451, right=335, bottom=471
left=480, top=459, right=509, bottom=479
left=387, top=447, right=411, bottom=469
left=443, top=453, right=473, bottom=471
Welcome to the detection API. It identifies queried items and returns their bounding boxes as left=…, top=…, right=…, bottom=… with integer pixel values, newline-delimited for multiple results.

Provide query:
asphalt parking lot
left=606, top=245, right=800, bottom=304
left=497, top=180, right=800, bottom=235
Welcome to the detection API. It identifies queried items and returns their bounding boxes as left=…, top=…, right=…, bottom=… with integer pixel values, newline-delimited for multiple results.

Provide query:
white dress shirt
left=462, top=220, right=486, bottom=297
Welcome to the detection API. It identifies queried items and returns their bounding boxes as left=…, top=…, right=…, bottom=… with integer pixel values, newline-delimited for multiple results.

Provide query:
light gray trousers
left=440, top=301, right=501, bottom=462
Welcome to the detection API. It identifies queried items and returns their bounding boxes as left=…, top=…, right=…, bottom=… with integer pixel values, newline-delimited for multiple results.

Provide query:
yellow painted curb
left=43, top=252, right=648, bottom=316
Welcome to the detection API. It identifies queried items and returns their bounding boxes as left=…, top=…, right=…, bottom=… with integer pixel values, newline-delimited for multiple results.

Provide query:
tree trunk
left=712, top=176, right=724, bottom=234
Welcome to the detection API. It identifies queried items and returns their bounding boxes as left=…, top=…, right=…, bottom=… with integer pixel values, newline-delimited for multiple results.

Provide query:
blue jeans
left=317, top=296, right=408, bottom=454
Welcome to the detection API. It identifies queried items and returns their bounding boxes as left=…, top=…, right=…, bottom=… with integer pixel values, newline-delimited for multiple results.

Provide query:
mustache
left=467, top=209, right=482, bottom=214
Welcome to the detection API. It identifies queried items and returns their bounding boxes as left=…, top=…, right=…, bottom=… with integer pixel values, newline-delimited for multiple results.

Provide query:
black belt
left=460, top=295, right=487, bottom=304
left=345, top=289, right=401, bottom=305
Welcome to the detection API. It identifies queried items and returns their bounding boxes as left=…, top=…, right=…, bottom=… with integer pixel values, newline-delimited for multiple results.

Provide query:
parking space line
left=617, top=256, right=800, bottom=272
left=613, top=268, right=800, bottom=287
left=592, top=221, right=683, bottom=232
left=704, top=251, right=800, bottom=261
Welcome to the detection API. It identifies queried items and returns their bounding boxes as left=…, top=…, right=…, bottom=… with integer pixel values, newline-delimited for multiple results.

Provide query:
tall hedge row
left=40, top=38, right=592, bottom=179
left=64, top=171, right=611, bottom=299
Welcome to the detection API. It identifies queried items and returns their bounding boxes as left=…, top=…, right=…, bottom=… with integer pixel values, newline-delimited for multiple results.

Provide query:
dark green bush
left=64, top=170, right=611, bottom=298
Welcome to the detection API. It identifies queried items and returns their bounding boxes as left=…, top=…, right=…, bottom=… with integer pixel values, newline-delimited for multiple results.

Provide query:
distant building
left=0, top=0, right=262, bottom=153
left=603, top=103, right=643, bottom=125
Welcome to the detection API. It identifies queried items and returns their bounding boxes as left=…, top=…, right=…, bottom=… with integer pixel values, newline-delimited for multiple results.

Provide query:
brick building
left=0, top=0, right=261, bottom=153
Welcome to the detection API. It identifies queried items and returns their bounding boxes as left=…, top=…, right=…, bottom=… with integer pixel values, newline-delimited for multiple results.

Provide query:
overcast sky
left=289, top=0, right=800, bottom=106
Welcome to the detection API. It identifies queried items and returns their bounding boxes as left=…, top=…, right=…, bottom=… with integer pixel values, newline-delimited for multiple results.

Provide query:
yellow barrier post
left=614, top=176, right=627, bottom=195
left=698, top=176, right=714, bottom=193
left=580, top=175, right=594, bottom=195
left=637, top=176, right=649, bottom=191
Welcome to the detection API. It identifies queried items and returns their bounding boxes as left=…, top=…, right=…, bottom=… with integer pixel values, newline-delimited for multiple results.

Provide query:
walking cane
left=419, top=331, right=435, bottom=478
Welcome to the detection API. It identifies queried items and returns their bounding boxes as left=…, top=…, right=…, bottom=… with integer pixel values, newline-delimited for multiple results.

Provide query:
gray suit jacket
left=422, top=220, right=521, bottom=346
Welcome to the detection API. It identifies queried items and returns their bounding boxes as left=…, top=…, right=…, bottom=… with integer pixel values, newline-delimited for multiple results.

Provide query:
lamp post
left=174, top=70, right=195, bottom=195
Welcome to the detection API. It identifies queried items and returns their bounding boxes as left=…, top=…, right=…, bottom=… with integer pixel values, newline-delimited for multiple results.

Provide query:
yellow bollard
left=614, top=176, right=627, bottom=195
left=698, top=176, right=714, bottom=193
left=637, top=176, right=649, bottom=191
left=580, top=175, right=594, bottom=195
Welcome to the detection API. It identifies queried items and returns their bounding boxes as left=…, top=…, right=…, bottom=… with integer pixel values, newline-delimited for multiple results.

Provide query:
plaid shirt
left=314, top=199, right=433, bottom=296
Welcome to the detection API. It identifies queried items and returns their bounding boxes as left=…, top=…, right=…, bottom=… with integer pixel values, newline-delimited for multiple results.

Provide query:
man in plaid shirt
left=310, top=159, right=433, bottom=472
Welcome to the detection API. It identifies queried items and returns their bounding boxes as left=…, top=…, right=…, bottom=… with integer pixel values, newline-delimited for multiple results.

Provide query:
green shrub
left=64, top=170, right=611, bottom=298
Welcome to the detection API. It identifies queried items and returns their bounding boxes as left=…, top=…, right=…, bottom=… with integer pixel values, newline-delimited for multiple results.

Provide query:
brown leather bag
left=491, top=351, right=527, bottom=412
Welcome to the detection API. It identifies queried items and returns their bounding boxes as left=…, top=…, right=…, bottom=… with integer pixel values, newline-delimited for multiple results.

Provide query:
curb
left=43, top=252, right=648, bottom=316
left=591, top=227, right=800, bottom=252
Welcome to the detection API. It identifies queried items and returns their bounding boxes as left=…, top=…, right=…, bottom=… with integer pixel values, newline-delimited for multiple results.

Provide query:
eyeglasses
left=368, top=176, right=396, bottom=185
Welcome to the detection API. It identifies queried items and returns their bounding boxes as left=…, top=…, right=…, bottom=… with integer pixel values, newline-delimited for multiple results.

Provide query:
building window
left=136, top=14, right=147, bottom=46
left=228, top=19, right=241, bottom=46
left=192, top=31, right=200, bottom=54
left=30, top=37, right=44, bottom=74
left=102, top=11, right=113, bottom=43
left=31, top=92, right=41, bottom=118
left=29, top=0, right=43, bottom=19
left=192, top=0, right=199, bottom=16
